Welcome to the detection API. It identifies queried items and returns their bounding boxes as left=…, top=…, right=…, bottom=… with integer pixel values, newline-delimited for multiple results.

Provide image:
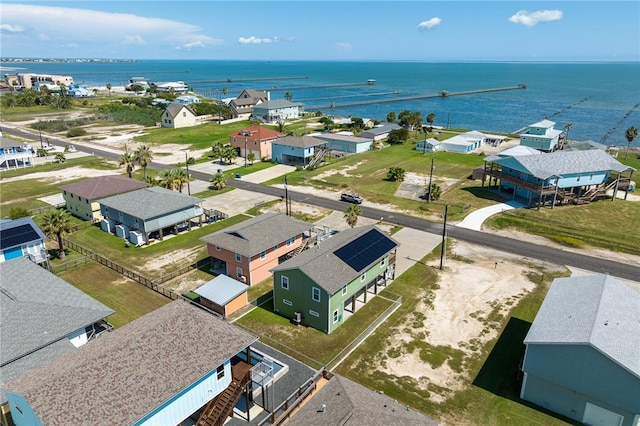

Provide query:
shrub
left=66, top=127, right=87, bottom=138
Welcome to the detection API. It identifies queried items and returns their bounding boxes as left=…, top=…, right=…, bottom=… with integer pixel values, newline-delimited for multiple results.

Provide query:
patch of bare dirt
left=141, top=246, right=203, bottom=273
left=1, top=165, right=118, bottom=184
left=377, top=239, right=565, bottom=403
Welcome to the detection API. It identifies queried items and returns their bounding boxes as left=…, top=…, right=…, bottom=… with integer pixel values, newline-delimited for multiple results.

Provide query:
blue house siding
left=271, top=145, right=314, bottom=166
left=522, top=344, right=640, bottom=425
left=6, top=393, right=44, bottom=426
left=135, top=361, right=231, bottom=425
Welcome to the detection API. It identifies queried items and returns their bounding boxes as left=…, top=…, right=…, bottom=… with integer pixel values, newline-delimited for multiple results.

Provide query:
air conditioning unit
left=293, top=312, right=302, bottom=326
left=240, top=275, right=247, bottom=283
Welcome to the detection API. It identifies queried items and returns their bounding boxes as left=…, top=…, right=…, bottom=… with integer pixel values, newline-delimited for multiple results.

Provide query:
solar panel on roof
left=334, top=229, right=397, bottom=272
left=0, top=224, right=42, bottom=250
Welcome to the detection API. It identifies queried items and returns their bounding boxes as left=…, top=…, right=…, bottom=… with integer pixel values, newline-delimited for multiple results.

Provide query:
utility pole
left=244, top=136, right=248, bottom=167
left=284, top=174, right=289, bottom=216
left=185, top=152, right=191, bottom=195
left=427, top=156, right=434, bottom=202
left=439, top=204, right=448, bottom=270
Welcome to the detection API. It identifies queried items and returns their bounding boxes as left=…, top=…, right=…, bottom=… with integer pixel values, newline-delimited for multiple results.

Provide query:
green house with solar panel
left=271, top=226, right=398, bottom=334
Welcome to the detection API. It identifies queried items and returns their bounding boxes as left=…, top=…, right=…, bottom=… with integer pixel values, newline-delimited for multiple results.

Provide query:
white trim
left=312, top=287, right=321, bottom=302
left=283, top=299, right=292, bottom=306
left=309, top=310, right=320, bottom=317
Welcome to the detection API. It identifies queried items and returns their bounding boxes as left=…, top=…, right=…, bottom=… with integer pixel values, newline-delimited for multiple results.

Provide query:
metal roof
left=524, top=275, right=640, bottom=378
left=5, top=300, right=257, bottom=426
left=486, top=149, right=635, bottom=180
left=194, top=274, right=249, bottom=306
left=200, top=212, right=314, bottom=257
left=97, top=186, right=202, bottom=220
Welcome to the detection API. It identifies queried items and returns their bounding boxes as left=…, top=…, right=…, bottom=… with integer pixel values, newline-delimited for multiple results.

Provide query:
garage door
left=583, top=402, right=623, bottom=426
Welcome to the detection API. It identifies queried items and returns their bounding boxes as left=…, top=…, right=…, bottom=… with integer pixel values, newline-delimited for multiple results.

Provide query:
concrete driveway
left=455, top=200, right=526, bottom=231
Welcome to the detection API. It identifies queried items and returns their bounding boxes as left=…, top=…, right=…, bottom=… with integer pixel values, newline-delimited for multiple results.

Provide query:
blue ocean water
left=2, top=60, right=639, bottom=146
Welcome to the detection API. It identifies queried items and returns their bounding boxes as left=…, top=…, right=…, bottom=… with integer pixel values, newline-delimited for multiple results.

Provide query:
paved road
left=5, top=126, right=640, bottom=281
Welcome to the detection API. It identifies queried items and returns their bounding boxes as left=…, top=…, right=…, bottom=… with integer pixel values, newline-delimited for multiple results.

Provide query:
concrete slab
left=240, top=165, right=296, bottom=184
left=455, top=200, right=525, bottom=231
left=38, top=193, right=65, bottom=206
left=201, top=189, right=279, bottom=217
left=392, top=227, right=442, bottom=276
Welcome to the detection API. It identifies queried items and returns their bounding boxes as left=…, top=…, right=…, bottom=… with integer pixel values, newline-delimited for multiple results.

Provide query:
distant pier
left=188, top=76, right=308, bottom=84
left=260, top=81, right=378, bottom=92
left=308, top=84, right=526, bottom=110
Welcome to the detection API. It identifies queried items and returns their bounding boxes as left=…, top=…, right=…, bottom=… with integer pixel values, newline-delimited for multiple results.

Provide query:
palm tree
left=41, top=209, right=73, bottom=260
left=426, top=113, right=436, bottom=132
left=54, top=152, right=66, bottom=163
left=211, top=141, right=225, bottom=164
left=210, top=172, right=227, bottom=190
left=284, top=92, right=293, bottom=101
left=134, top=144, right=153, bottom=180
left=173, top=168, right=189, bottom=193
left=625, top=126, right=638, bottom=160
left=222, top=145, right=237, bottom=165
left=158, top=169, right=178, bottom=191
left=564, top=123, right=573, bottom=143
left=343, top=204, right=362, bottom=228
left=106, top=83, right=112, bottom=97
left=276, top=121, right=286, bottom=133
left=118, top=148, right=135, bottom=178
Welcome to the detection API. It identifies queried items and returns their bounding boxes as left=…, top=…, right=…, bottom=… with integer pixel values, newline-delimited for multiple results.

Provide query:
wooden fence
left=59, top=238, right=213, bottom=302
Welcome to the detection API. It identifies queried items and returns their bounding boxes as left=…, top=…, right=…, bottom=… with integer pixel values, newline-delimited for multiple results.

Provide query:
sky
left=1, top=1, right=638, bottom=62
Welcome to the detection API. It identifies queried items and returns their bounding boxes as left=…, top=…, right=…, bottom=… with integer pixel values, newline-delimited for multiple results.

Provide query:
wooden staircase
left=306, top=147, right=329, bottom=169
left=196, top=361, right=252, bottom=426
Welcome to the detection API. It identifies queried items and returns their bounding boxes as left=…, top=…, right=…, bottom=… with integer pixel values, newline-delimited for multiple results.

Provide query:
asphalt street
left=4, top=127, right=640, bottom=281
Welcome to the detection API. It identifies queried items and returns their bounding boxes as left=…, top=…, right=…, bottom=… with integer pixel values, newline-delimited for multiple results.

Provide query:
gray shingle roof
left=487, top=149, right=635, bottom=180
left=59, top=175, right=149, bottom=200
left=194, top=274, right=249, bottom=306
left=98, top=186, right=202, bottom=220
left=272, top=226, right=398, bottom=294
left=200, top=212, right=313, bottom=257
left=271, top=135, right=327, bottom=148
left=5, top=300, right=257, bottom=426
left=0, top=257, right=114, bottom=403
left=165, top=103, right=196, bottom=118
left=524, top=275, right=640, bottom=378
left=286, top=374, right=439, bottom=426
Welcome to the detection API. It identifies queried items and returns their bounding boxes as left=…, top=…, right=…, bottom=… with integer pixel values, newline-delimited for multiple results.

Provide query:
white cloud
left=508, top=10, right=563, bottom=27
left=336, top=42, right=352, bottom=50
left=238, top=36, right=295, bottom=45
left=418, top=17, right=442, bottom=30
left=0, top=24, right=24, bottom=33
left=1, top=4, right=221, bottom=51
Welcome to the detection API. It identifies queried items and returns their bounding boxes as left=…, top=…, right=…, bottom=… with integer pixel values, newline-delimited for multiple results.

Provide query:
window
left=361, top=273, right=366, bottom=282
left=342, top=285, right=348, bottom=295
left=380, top=259, right=385, bottom=267
left=589, top=173, right=594, bottom=181
left=215, top=245, right=221, bottom=251
left=281, top=276, right=289, bottom=290
left=312, top=287, right=321, bottom=302
left=260, top=250, right=266, bottom=260
left=286, top=237, right=295, bottom=247
left=273, top=243, right=279, bottom=250
left=309, top=310, right=319, bottom=317
left=577, top=174, right=581, bottom=182
left=283, top=299, right=292, bottom=306
left=216, top=364, right=225, bottom=380
left=236, top=267, right=243, bottom=278
left=235, top=253, right=242, bottom=262
left=333, top=309, right=339, bottom=323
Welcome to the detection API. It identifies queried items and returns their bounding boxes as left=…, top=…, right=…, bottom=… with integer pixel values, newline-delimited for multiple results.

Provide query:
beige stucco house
left=161, top=104, right=198, bottom=128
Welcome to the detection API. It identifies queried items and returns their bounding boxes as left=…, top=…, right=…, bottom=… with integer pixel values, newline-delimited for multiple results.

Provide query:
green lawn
left=235, top=292, right=394, bottom=367
left=58, top=263, right=170, bottom=328
left=333, top=248, right=575, bottom=426
left=66, top=214, right=251, bottom=277
left=485, top=200, right=640, bottom=255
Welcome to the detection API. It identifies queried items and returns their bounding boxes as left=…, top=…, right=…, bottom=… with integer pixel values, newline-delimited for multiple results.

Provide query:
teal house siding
left=520, top=275, right=640, bottom=426
left=272, top=226, right=398, bottom=334
left=5, top=393, right=43, bottom=426
left=521, top=345, right=640, bottom=424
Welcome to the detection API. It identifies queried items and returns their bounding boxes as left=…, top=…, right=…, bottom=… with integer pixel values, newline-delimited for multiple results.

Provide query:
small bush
left=66, top=127, right=87, bottom=138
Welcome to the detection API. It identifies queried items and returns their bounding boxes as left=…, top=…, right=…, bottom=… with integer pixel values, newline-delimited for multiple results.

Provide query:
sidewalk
left=455, top=200, right=525, bottom=231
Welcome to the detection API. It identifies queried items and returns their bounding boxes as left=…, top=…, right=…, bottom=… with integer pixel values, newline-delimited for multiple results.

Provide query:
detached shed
left=194, top=274, right=249, bottom=317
